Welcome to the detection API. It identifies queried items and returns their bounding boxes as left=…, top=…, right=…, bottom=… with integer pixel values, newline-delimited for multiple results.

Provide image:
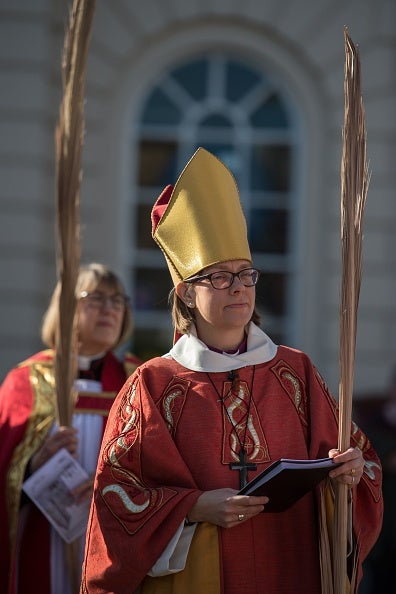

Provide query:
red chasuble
left=0, top=349, right=141, bottom=594
left=81, top=345, right=383, bottom=594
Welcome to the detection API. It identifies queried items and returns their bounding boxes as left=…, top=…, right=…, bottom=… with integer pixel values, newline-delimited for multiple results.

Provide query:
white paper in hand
left=22, top=447, right=90, bottom=543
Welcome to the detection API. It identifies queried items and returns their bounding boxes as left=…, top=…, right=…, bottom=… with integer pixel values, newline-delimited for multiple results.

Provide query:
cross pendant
left=229, top=448, right=257, bottom=489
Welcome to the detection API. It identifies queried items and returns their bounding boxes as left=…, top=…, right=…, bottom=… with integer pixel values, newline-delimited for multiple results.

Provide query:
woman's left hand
left=71, top=475, right=94, bottom=503
left=328, top=446, right=365, bottom=487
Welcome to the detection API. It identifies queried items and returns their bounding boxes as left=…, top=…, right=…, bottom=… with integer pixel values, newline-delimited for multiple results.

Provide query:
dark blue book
left=238, top=457, right=340, bottom=512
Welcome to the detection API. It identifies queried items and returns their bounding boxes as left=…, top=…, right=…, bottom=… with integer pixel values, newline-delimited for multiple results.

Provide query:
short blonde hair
left=169, top=288, right=261, bottom=336
left=41, top=263, right=133, bottom=349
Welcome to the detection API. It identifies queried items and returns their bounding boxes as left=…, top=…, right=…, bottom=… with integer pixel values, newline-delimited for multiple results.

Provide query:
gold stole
left=141, top=522, right=220, bottom=594
left=6, top=361, right=55, bottom=563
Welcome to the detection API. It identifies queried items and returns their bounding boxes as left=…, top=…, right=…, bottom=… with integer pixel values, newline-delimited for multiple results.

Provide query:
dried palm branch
left=54, top=1, right=96, bottom=592
left=333, top=26, right=370, bottom=594
left=54, top=0, right=96, bottom=428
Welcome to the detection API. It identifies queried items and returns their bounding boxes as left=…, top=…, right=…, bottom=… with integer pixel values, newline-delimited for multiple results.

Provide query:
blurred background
left=0, top=0, right=395, bottom=399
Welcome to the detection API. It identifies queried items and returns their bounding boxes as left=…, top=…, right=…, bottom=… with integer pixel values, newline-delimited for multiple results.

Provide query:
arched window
left=131, top=53, right=299, bottom=358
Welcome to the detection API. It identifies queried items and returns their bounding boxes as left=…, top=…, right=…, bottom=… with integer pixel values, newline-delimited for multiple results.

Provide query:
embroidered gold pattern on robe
left=7, top=362, right=55, bottom=549
left=103, top=380, right=153, bottom=528
left=102, top=379, right=180, bottom=533
left=271, top=360, right=309, bottom=435
left=159, top=377, right=190, bottom=436
left=221, top=379, right=269, bottom=465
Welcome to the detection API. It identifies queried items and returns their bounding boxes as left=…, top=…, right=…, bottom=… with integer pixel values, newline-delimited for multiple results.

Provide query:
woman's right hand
left=187, top=488, right=268, bottom=528
left=29, top=426, right=78, bottom=473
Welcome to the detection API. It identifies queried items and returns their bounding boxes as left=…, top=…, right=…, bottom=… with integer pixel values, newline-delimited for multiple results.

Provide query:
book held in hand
left=238, top=457, right=340, bottom=512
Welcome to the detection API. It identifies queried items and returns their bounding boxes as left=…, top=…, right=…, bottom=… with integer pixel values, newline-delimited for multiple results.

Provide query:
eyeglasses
left=80, top=291, right=130, bottom=311
left=185, top=268, right=260, bottom=290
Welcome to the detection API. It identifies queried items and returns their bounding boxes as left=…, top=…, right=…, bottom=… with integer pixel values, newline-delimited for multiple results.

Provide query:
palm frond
left=54, top=2, right=96, bottom=591
left=333, top=26, right=370, bottom=594
left=54, top=0, right=96, bottom=428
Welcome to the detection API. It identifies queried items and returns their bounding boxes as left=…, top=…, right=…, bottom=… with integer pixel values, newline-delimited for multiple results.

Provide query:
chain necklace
left=206, top=366, right=257, bottom=488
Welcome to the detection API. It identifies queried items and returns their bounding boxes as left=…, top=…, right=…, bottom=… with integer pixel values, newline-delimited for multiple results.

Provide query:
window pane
left=134, top=267, right=172, bottom=311
left=197, top=143, right=235, bottom=168
left=200, top=113, right=232, bottom=128
left=138, top=140, right=178, bottom=186
left=251, top=145, right=291, bottom=191
left=249, top=208, right=288, bottom=254
left=250, top=92, right=289, bottom=128
left=256, top=272, right=287, bottom=316
left=226, top=60, right=261, bottom=102
left=136, top=204, right=156, bottom=249
left=132, top=326, right=173, bottom=360
left=141, top=87, right=182, bottom=124
left=172, top=58, right=208, bottom=101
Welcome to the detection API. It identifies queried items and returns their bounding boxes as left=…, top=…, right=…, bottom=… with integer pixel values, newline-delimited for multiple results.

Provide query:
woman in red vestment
left=0, top=263, right=142, bottom=594
left=81, top=150, right=383, bottom=594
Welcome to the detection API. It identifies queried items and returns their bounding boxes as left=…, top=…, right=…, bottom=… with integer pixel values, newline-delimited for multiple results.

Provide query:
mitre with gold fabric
left=151, top=147, right=251, bottom=285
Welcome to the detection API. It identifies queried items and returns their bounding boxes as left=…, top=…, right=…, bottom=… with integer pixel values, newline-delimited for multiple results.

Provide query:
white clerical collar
left=78, top=352, right=106, bottom=370
left=166, top=322, right=277, bottom=372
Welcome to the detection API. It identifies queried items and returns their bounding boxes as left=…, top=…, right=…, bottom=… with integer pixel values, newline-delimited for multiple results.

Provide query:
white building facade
left=0, top=0, right=395, bottom=397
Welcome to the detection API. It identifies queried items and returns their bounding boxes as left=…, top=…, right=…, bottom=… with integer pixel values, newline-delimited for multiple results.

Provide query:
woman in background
left=0, top=262, right=142, bottom=594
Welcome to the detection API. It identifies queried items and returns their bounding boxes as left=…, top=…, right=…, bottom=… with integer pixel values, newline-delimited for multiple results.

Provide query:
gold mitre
left=151, top=147, right=251, bottom=285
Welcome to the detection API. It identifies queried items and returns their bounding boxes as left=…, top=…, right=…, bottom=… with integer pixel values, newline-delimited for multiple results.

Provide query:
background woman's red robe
left=0, top=349, right=140, bottom=594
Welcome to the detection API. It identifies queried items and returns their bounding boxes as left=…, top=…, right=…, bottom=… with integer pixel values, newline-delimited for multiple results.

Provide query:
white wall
left=0, top=0, right=395, bottom=396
